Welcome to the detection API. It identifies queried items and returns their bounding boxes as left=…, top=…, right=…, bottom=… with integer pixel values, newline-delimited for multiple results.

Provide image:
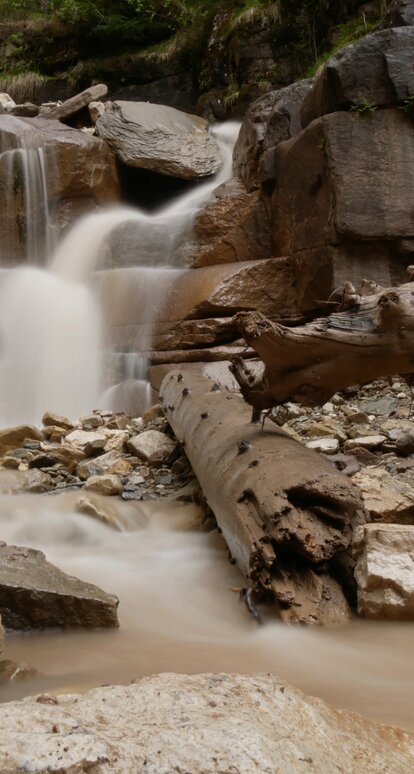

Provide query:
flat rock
left=0, top=673, right=413, bottom=773
left=96, top=100, right=222, bottom=179
left=128, top=430, right=176, bottom=466
left=65, top=429, right=108, bottom=453
left=0, top=544, right=118, bottom=630
left=41, top=412, right=74, bottom=430
left=77, top=451, right=132, bottom=480
left=352, top=466, right=414, bottom=523
left=305, top=438, right=339, bottom=454
left=344, top=435, right=386, bottom=451
left=84, top=474, right=122, bottom=496
left=0, top=425, right=42, bottom=455
left=354, top=523, right=414, bottom=619
left=360, top=396, right=399, bottom=416
left=47, top=83, right=108, bottom=121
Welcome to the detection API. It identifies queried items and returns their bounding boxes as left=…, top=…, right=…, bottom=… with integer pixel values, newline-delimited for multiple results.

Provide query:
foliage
left=399, top=95, right=414, bottom=114
left=349, top=99, right=378, bottom=113
left=306, top=15, right=378, bottom=77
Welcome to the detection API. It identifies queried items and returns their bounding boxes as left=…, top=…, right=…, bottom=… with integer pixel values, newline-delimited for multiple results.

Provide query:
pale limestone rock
left=354, top=523, right=414, bottom=619
left=88, top=100, right=105, bottom=123
left=352, top=466, right=414, bottom=523
left=75, top=496, right=126, bottom=531
left=84, top=475, right=122, bottom=497
left=306, top=438, right=339, bottom=454
left=42, top=411, right=74, bottom=430
left=344, top=435, right=386, bottom=451
left=128, top=430, right=176, bottom=466
left=0, top=673, right=413, bottom=773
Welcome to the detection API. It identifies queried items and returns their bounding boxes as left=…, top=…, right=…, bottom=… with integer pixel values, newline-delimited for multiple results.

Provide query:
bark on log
left=160, top=371, right=365, bottom=625
left=230, top=281, right=414, bottom=409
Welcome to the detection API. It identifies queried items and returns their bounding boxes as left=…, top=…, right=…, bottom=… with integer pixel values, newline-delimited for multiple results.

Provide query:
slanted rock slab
left=0, top=673, right=413, bottom=773
left=96, top=100, right=222, bottom=179
left=354, top=523, right=414, bottom=619
left=0, top=544, right=118, bottom=630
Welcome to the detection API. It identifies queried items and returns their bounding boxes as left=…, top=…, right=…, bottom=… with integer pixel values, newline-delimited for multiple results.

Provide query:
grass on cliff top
left=306, top=16, right=379, bottom=77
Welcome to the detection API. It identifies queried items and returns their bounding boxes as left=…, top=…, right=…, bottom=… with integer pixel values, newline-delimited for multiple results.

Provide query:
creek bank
left=0, top=672, right=413, bottom=774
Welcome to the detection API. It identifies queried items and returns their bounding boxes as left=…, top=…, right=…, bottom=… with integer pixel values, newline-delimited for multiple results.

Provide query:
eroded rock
left=0, top=673, right=413, bottom=773
left=354, top=523, right=414, bottom=619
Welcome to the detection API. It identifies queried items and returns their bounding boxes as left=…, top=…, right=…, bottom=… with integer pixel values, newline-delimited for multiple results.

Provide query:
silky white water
left=0, top=123, right=240, bottom=424
left=1, top=490, right=414, bottom=731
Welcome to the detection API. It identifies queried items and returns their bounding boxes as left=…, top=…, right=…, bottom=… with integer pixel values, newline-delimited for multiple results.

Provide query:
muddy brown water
left=0, top=491, right=413, bottom=730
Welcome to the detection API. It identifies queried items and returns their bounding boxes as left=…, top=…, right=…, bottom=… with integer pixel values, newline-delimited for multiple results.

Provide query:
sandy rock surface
left=0, top=673, right=413, bottom=773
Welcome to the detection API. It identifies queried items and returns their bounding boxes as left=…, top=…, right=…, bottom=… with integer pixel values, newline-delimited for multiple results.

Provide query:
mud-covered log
left=230, top=281, right=414, bottom=409
left=160, top=371, right=365, bottom=625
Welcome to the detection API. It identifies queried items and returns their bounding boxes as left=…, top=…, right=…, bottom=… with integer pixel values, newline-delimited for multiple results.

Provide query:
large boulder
left=381, top=0, right=414, bottom=28
left=354, top=523, right=414, bottom=619
left=96, top=101, right=223, bottom=179
left=0, top=543, right=119, bottom=629
left=0, top=673, right=413, bottom=773
left=271, top=109, right=414, bottom=310
left=234, top=79, right=314, bottom=191
left=301, top=28, right=414, bottom=127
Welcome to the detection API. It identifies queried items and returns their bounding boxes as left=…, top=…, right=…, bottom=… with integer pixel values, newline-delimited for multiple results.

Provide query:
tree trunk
left=160, top=371, right=365, bottom=625
left=229, top=281, right=414, bottom=409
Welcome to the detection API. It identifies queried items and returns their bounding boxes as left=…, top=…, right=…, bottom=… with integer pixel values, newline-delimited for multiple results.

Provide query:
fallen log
left=229, top=280, right=414, bottom=409
left=160, top=371, right=365, bottom=625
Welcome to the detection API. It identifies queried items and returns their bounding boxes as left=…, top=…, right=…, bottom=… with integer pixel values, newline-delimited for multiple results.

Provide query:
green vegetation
left=349, top=99, right=378, bottom=114
left=306, top=16, right=378, bottom=78
left=399, top=95, right=414, bottom=114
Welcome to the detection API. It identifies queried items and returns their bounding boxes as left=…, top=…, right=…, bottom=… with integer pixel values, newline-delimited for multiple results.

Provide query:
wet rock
left=344, top=435, right=386, bottom=451
left=11, top=102, right=39, bottom=118
left=0, top=673, right=413, bottom=773
left=47, top=84, right=108, bottom=121
left=20, top=469, right=52, bottom=494
left=96, top=101, right=222, bottom=179
left=352, top=466, right=414, bottom=523
left=396, top=433, right=414, bottom=456
left=0, top=614, right=3, bottom=655
left=128, top=430, right=176, bottom=467
left=75, top=496, right=126, bottom=531
left=0, top=659, right=38, bottom=683
left=0, top=544, right=118, bottom=630
left=305, top=438, right=339, bottom=454
left=84, top=475, right=122, bottom=497
left=301, top=28, right=414, bottom=126
left=0, top=425, right=43, bottom=455
left=360, top=396, right=399, bottom=416
left=77, top=452, right=132, bottom=481
left=354, top=523, right=414, bottom=619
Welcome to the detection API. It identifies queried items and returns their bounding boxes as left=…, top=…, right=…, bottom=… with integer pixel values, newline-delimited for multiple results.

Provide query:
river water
left=0, top=117, right=413, bottom=732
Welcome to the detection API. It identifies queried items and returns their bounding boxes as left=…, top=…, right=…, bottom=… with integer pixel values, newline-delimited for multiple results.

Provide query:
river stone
left=352, top=466, right=414, bottom=523
left=42, top=411, right=74, bottom=430
left=0, top=673, right=413, bottom=773
left=344, top=435, right=386, bottom=451
left=95, top=100, right=222, bottom=179
left=354, top=523, right=414, bottom=619
left=0, top=544, right=119, bottom=630
left=47, top=84, right=108, bottom=121
left=396, top=433, right=414, bottom=455
left=84, top=474, right=122, bottom=496
left=0, top=425, right=43, bottom=455
left=128, top=430, right=176, bottom=466
left=301, top=28, right=414, bottom=127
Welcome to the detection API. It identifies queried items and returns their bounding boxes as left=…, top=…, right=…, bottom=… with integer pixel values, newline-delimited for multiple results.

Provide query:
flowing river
left=0, top=117, right=413, bottom=732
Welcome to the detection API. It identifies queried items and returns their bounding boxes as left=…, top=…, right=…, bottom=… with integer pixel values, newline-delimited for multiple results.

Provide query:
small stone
left=84, top=475, right=122, bottom=496
left=396, top=434, right=414, bottom=456
left=305, top=438, right=339, bottom=454
left=65, top=430, right=108, bottom=453
left=344, top=435, right=386, bottom=451
left=322, top=402, right=334, bottom=415
left=343, top=411, right=369, bottom=426
left=143, top=404, right=163, bottom=423
left=127, top=430, right=176, bottom=467
left=42, top=412, right=74, bottom=430
left=81, top=415, right=104, bottom=430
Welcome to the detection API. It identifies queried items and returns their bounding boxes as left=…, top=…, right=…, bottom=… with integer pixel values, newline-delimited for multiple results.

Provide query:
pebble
left=306, top=438, right=339, bottom=454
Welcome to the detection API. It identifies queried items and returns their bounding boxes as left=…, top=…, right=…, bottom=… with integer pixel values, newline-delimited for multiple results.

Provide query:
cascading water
left=0, top=122, right=240, bottom=424
left=0, top=116, right=54, bottom=265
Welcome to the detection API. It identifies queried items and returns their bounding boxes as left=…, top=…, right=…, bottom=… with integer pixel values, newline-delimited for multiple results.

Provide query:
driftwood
left=160, top=371, right=365, bottom=625
left=230, top=280, right=414, bottom=410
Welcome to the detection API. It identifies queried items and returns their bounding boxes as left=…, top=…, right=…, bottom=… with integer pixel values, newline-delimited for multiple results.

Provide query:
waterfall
left=0, top=116, right=55, bottom=265
left=0, top=122, right=240, bottom=425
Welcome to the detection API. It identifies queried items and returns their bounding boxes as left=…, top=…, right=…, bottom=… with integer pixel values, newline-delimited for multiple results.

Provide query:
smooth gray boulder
left=301, top=27, right=414, bottom=126
left=96, top=100, right=223, bottom=179
left=0, top=544, right=119, bottom=629
left=381, top=0, right=414, bottom=28
left=0, top=673, right=413, bottom=773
